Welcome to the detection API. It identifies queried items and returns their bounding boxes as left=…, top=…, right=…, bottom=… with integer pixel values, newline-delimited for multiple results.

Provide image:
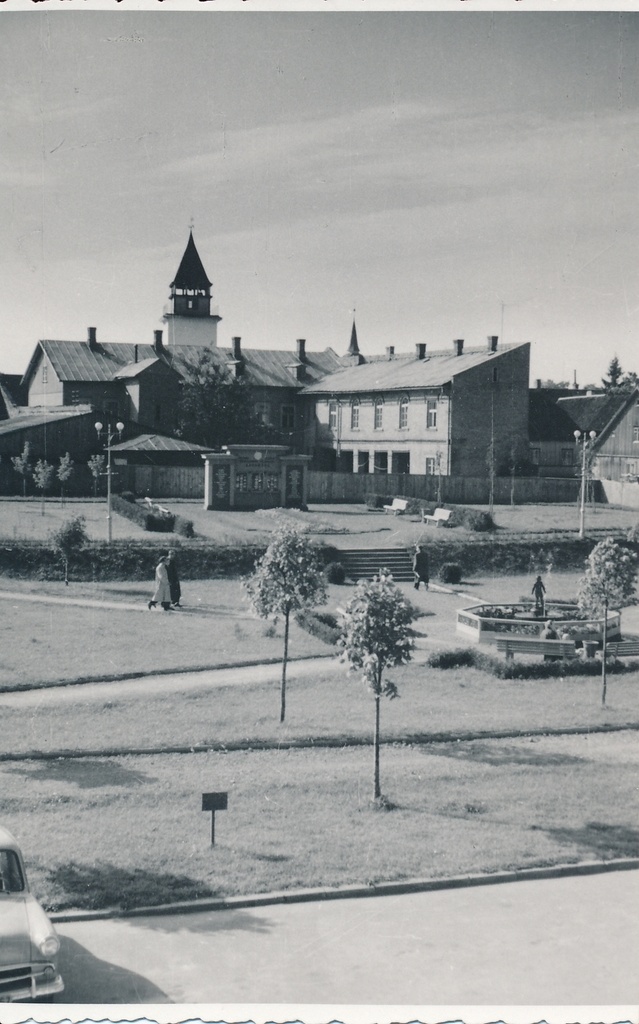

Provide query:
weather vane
left=189, top=216, right=195, bottom=232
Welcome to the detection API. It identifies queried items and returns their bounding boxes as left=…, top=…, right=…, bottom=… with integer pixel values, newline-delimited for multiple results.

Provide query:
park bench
left=383, top=498, right=408, bottom=516
left=605, top=639, right=639, bottom=658
left=422, top=507, right=452, bottom=527
left=495, top=637, right=578, bottom=661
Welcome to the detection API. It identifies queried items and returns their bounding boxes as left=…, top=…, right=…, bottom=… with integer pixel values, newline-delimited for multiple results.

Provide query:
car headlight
left=38, top=934, right=60, bottom=957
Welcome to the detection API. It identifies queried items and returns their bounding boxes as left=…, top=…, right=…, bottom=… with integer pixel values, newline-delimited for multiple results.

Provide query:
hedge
left=295, top=609, right=342, bottom=645
left=363, top=494, right=494, bottom=531
left=426, top=645, right=639, bottom=680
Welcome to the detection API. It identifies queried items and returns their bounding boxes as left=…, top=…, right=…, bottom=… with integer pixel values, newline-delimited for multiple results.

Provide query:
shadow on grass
left=4, top=759, right=154, bottom=788
left=427, top=741, right=586, bottom=767
left=541, top=821, right=639, bottom=859
left=46, top=861, right=218, bottom=911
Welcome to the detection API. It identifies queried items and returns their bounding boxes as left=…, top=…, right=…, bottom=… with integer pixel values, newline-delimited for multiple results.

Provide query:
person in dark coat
left=532, top=575, right=546, bottom=617
left=166, top=549, right=181, bottom=607
left=412, top=544, right=429, bottom=590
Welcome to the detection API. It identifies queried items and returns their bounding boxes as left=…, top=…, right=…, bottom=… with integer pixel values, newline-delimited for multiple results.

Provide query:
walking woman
left=148, top=555, right=172, bottom=611
left=166, top=548, right=181, bottom=607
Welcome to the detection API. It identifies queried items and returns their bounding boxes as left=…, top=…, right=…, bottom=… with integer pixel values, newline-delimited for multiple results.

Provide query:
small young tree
left=87, top=454, right=106, bottom=497
left=32, top=459, right=56, bottom=515
left=51, top=515, right=88, bottom=585
left=339, top=572, right=414, bottom=802
left=243, top=524, right=327, bottom=722
left=577, top=537, right=638, bottom=705
left=11, top=442, right=32, bottom=497
left=57, top=452, right=74, bottom=507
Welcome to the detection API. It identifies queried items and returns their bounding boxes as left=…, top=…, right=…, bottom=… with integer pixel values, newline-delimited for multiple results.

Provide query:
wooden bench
left=605, top=640, right=639, bottom=658
left=422, top=507, right=452, bottom=527
left=495, top=637, right=578, bottom=660
left=383, top=498, right=408, bottom=516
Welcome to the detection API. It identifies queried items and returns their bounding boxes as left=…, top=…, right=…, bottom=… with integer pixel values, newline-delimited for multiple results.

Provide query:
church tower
left=163, top=231, right=221, bottom=348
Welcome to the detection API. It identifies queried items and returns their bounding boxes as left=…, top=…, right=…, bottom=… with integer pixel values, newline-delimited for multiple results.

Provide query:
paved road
left=54, top=868, right=639, bottom=1004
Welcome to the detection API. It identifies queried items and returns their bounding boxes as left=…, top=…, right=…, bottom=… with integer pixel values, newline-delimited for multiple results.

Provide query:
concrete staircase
left=338, top=547, right=414, bottom=583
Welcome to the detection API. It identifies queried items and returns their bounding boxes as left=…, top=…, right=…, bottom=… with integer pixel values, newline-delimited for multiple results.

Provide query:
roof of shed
left=110, top=433, right=212, bottom=453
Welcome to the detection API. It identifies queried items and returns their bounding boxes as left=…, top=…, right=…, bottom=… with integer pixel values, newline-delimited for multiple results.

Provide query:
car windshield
left=0, top=850, right=25, bottom=893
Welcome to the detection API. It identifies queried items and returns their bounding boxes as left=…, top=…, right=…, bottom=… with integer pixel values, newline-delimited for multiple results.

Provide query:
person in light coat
left=148, top=555, right=172, bottom=611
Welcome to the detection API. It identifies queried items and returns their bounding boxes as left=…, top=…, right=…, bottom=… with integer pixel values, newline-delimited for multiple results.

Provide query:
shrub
left=174, top=515, right=195, bottom=538
left=627, top=523, right=639, bottom=543
left=295, top=608, right=342, bottom=645
left=111, top=494, right=175, bottom=533
left=427, top=647, right=478, bottom=669
left=446, top=506, right=494, bottom=532
left=120, top=491, right=137, bottom=504
left=365, top=494, right=386, bottom=510
left=324, top=561, right=346, bottom=584
left=439, top=562, right=462, bottom=584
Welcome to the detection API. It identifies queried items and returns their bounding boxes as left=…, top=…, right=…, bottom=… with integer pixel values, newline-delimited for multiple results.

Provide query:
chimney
left=386, top=346, right=395, bottom=359
left=296, top=338, right=306, bottom=362
left=487, top=335, right=498, bottom=352
left=536, top=378, right=542, bottom=389
left=572, top=370, right=579, bottom=390
left=88, top=327, right=97, bottom=351
left=454, top=338, right=464, bottom=356
left=134, top=345, right=139, bottom=364
left=231, top=336, right=242, bottom=361
left=416, top=343, right=427, bottom=360
left=153, top=330, right=163, bottom=355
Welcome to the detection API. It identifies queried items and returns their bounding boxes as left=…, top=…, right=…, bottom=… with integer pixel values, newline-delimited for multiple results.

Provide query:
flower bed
left=456, top=601, right=621, bottom=645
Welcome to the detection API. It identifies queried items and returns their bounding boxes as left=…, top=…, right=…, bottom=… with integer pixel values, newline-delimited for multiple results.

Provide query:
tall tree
left=87, top=454, right=106, bottom=497
left=339, top=572, right=414, bottom=802
left=602, top=355, right=624, bottom=391
left=32, top=459, right=56, bottom=516
left=577, top=538, right=637, bottom=705
left=177, top=348, right=276, bottom=448
left=57, top=452, right=74, bottom=507
left=243, top=524, right=327, bottom=722
left=11, top=442, right=32, bottom=497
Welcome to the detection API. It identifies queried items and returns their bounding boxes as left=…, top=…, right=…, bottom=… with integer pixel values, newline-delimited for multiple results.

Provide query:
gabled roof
left=529, top=388, right=588, bottom=442
left=22, top=340, right=161, bottom=385
left=301, top=343, right=528, bottom=395
left=557, top=392, right=632, bottom=437
left=110, top=433, right=212, bottom=454
left=170, top=232, right=212, bottom=291
left=113, top=357, right=176, bottom=380
left=170, top=345, right=342, bottom=389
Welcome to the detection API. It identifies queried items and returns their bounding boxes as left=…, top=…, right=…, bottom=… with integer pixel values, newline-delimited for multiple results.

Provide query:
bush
left=120, top=491, right=136, bottom=504
left=111, top=494, right=176, bottom=533
left=174, top=515, right=195, bottom=538
left=323, top=561, right=346, bottom=584
left=365, top=494, right=386, bottom=510
left=627, top=522, right=639, bottom=543
left=446, top=506, right=494, bottom=531
left=295, top=609, right=342, bottom=645
left=427, top=647, right=478, bottom=669
left=426, top=644, right=639, bottom=680
left=439, top=562, right=462, bottom=584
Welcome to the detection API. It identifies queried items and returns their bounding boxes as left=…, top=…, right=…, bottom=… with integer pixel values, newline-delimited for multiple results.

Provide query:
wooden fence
left=119, top=465, right=205, bottom=499
left=306, top=472, right=585, bottom=505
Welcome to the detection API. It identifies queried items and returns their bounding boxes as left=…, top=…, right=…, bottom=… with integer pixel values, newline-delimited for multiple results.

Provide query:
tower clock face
left=254, top=451, right=263, bottom=461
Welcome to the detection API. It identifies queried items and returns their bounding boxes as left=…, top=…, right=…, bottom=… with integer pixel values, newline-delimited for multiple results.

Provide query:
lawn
left=4, top=730, right=638, bottom=912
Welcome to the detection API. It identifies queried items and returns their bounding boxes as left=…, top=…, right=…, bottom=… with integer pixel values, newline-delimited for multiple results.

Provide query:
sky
left=0, top=6, right=637, bottom=387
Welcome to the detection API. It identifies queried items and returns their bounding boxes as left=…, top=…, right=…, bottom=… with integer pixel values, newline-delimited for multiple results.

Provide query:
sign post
left=201, top=792, right=228, bottom=845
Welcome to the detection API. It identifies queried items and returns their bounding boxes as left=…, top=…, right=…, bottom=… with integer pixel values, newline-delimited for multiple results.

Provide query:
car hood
left=0, top=897, right=32, bottom=964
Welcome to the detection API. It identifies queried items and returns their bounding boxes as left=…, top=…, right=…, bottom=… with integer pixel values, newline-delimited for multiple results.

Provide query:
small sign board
left=202, top=791, right=228, bottom=845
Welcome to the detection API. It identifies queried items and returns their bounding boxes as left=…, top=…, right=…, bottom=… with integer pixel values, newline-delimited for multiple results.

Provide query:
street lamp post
left=95, top=420, right=124, bottom=543
left=574, top=429, right=597, bottom=539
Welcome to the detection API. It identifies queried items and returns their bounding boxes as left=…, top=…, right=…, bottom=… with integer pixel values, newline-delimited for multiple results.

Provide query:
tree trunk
left=601, top=597, right=608, bottom=706
left=280, top=606, right=289, bottom=723
left=373, top=666, right=381, bottom=800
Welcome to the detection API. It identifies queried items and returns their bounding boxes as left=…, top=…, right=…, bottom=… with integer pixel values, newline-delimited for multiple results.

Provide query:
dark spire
left=170, top=231, right=212, bottom=291
left=347, top=317, right=360, bottom=356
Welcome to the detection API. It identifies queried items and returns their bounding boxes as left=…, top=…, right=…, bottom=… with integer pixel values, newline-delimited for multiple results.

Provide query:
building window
left=265, top=474, right=279, bottom=491
left=252, top=473, right=264, bottom=491
left=531, top=448, right=541, bottom=465
left=633, top=425, right=639, bottom=443
left=561, top=448, right=575, bottom=466
left=255, top=402, right=271, bottom=425
left=350, top=399, right=360, bottom=430
left=70, top=389, right=80, bottom=405
left=329, top=402, right=338, bottom=431
left=281, top=404, right=294, bottom=432
left=374, top=398, right=384, bottom=430
left=426, top=399, right=437, bottom=429
left=399, top=395, right=409, bottom=429
left=425, top=457, right=435, bottom=475
left=236, top=473, right=248, bottom=492
left=42, top=365, right=48, bottom=384
left=492, top=367, right=499, bottom=383
left=392, top=451, right=410, bottom=474
left=373, top=451, right=388, bottom=474
left=357, top=450, right=370, bottom=473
